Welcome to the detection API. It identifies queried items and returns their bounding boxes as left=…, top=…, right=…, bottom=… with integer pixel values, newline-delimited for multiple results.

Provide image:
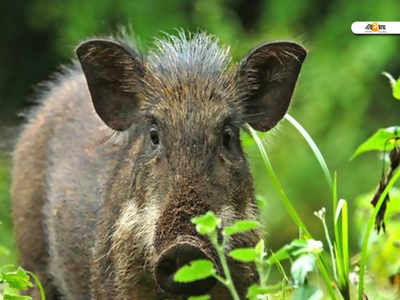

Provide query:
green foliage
left=351, top=127, right=400, bottom=159
left=0, top=265, right=39, bottom=300
left=174, top=260, right=215, bottom=283
left=228, top=248, right=258, bottom=263
left=0, top=266, right=33, bottom=291
left=382, top=72, right=400, bottom=100
left=191, top=211, right=221, bottom=236
left=188, top=295, right=211, bottom=300
left=0, top=264, right=46, bottom=300
left=175, top=209, right=325, bottom=299
left=222, top=220, right=260, bottom=236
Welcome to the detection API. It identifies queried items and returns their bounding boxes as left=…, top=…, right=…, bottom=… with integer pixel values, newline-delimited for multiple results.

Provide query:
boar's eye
left=223, top=126, right=234, bottom=150
left=150, top=125, right=160, bottom=146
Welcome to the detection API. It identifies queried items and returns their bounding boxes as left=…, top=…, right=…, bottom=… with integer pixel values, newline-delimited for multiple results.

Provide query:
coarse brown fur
left=11, top=32, right=306, bottom=299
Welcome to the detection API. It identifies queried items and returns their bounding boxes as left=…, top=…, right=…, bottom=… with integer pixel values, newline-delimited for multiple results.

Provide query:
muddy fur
left=11, top=32, right=306, bottom=299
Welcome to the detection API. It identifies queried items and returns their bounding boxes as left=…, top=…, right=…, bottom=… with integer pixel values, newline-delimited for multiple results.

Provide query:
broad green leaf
left=229, top=248, right=258, bottom=262
left=222, top=220, right=260, bottom=236
left=292, top=284, right=323, bottom=300
left=188, top=295, right=210, bottom=300
left=1, top=267, right=33, bottom=290
left=351, top=127, right=400, bottom=159
left=191, top=211, right=221, bottom=235
left=174, top=259, right=215, bottom=283
left=383, top=72, right=400, bottom=100
left=291, top=254, right=316, bottom=286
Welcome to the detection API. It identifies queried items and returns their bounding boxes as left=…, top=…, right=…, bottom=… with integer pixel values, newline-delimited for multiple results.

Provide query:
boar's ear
left=76, top=39, right=144, bottom=131
left=239, top=42, right=306, bottom=131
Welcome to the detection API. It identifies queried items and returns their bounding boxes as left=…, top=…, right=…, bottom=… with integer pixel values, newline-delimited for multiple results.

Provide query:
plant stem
left=320, top=214, right=338, bottom=282
left=209, top=233, right=240, bottom=300
left=256, top=261, right=267, bottom=286
left=358, top=167, right=400, bottom=300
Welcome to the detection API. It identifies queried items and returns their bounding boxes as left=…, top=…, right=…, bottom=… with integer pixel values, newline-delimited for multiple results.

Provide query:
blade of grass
left=245, top=124, right=310, bottom=237
left=246, top=124, right=337, bottom=299
left=358, top=167, right=400, bottom=300
left=335, top=199, right=350, bottom=299
left=341, top=200, right=350, bottom=300
left=334, top=200, right=345, bottom=287
left=285, top=114, right=332, bottom=190
left=332, top=173, right=338, bottom=223
left=27, top=271, right=46, bottom=300
left=341, top=200, right=349, bottom=279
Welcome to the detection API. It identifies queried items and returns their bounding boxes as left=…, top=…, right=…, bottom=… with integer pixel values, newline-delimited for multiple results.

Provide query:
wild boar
left=11, top=32, right=306, bottom=299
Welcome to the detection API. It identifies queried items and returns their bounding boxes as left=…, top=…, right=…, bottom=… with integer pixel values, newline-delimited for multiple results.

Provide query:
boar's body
left=12, top=69, right=115, bottom=299
left=11, top=33, right=306, bottom=299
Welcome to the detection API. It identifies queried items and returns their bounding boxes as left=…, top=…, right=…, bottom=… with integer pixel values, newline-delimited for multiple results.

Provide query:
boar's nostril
left=154, top=243, right=216, bottom=295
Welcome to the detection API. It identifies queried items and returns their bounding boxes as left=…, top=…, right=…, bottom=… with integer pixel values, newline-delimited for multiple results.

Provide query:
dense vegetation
left=1, top=0, right=400, bottom=299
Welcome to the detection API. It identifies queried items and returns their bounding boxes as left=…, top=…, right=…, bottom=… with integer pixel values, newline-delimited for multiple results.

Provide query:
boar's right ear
left=76, top=40, right=144, bottom=131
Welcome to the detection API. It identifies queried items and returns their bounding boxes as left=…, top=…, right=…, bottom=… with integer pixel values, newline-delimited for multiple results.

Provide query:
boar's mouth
left=154, top=236, right=217, bottom=296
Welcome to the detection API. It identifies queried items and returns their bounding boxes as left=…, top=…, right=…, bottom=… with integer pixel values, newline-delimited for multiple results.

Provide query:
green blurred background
left=0, top=0, right=399, bottom=287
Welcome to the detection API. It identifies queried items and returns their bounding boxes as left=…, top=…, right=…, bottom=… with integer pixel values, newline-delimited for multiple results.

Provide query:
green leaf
left=383, top=72, right=400, bottom=100
left=191, top=211, right=221, bottom=235
left=229, top=248, right=258, bottom=262
left=292, top=284, right=323, bottom=300
left=222, top=220, right=260, bottom=236
left=173, top=259, right=215, bottom=283
left=351, top=127, right=400, bottom=159
left=266, top=239, right=308, bottom=264
left=188, top=295, right=211, bottom=300
left=1, top=267, right=33, bottom=291
left=291, top=254, right=316, bottom=286
left=246, top=284, right=269, bottom=300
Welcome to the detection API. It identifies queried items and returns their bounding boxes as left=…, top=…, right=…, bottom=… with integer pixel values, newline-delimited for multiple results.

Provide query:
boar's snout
left=154, top=239, right=217, bottom=295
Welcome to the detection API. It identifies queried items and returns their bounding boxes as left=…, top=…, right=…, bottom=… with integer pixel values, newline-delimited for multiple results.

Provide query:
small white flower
left=306, top=239, right=323, bottom=254
left=314, top=207, right=326, bottom=220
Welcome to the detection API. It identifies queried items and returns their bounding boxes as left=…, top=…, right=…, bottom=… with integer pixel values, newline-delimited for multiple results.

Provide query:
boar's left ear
left=76, top=39, right=144, bottom=131
left=239, top=42, right=306, bottom=131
